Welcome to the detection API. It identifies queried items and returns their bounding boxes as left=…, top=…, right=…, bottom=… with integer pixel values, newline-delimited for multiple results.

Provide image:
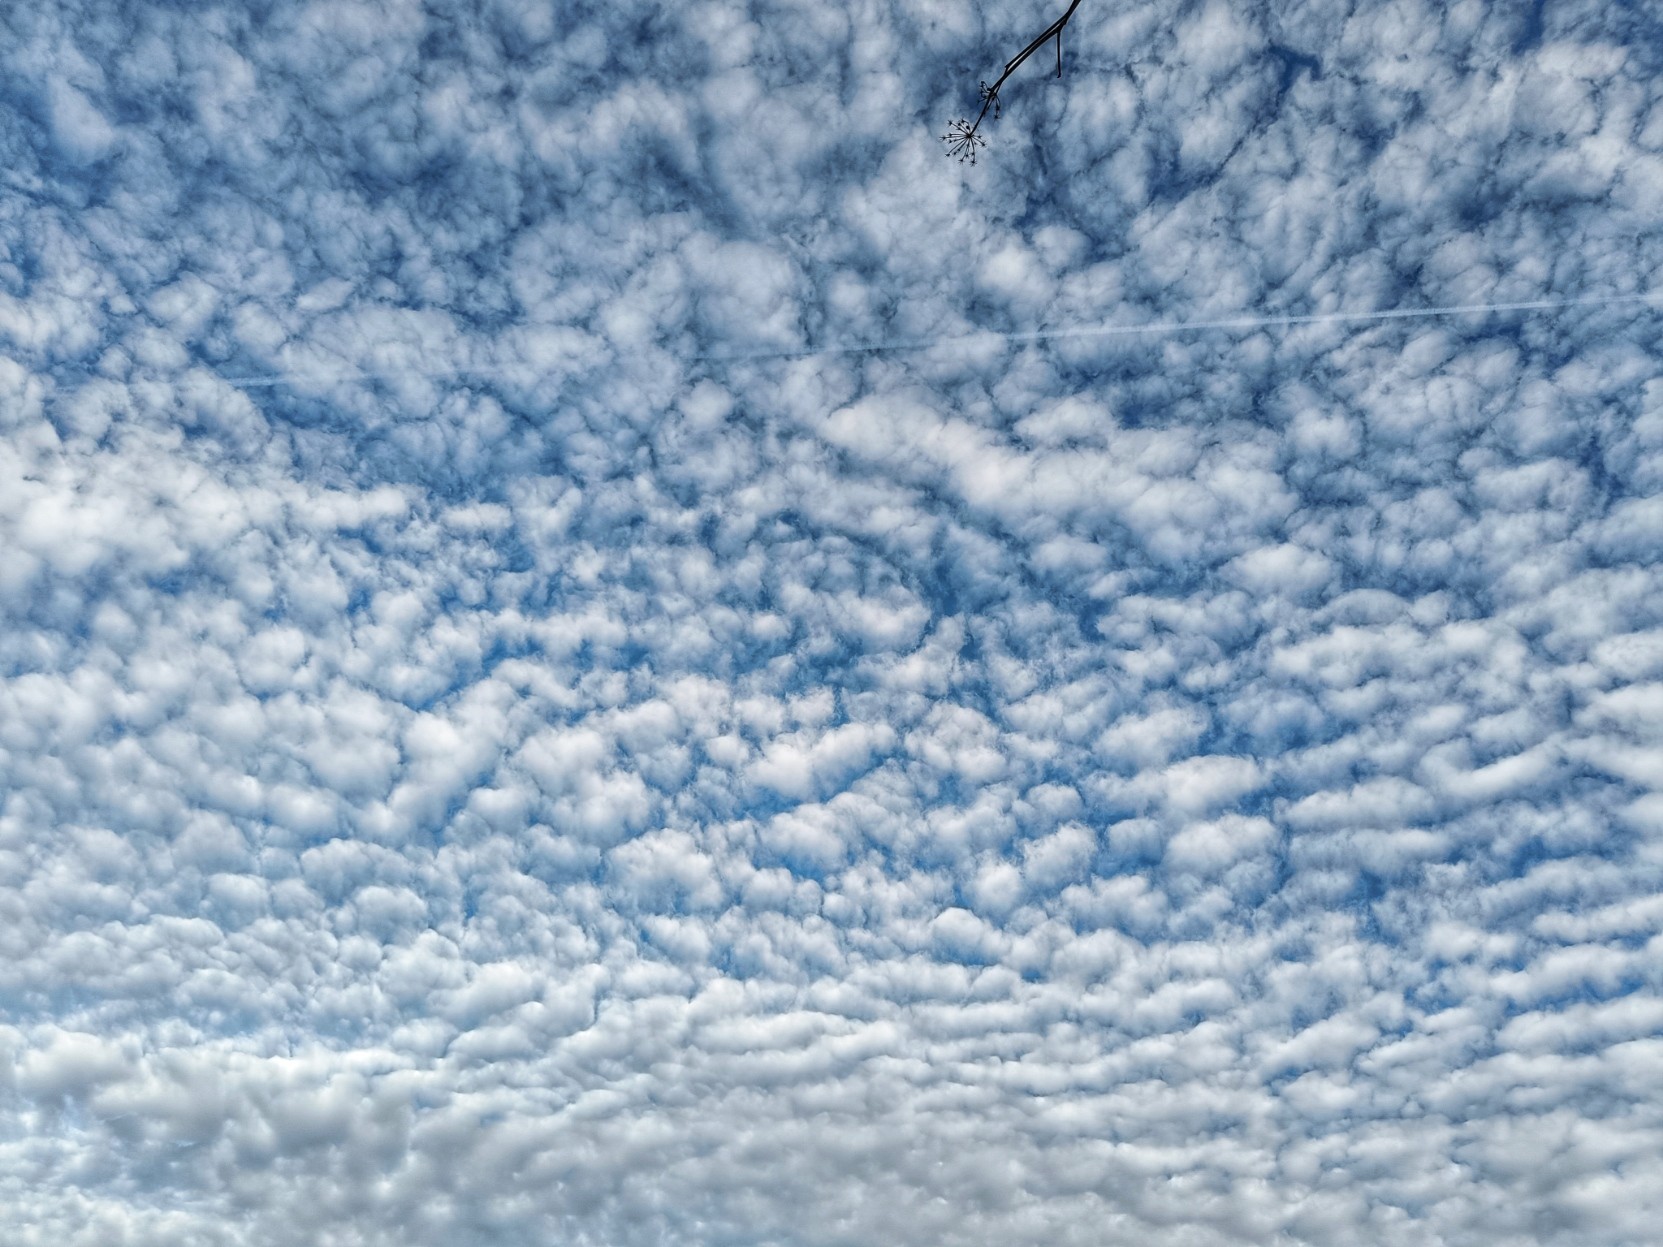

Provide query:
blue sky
left=2, top=0, right=1662, bottom=1243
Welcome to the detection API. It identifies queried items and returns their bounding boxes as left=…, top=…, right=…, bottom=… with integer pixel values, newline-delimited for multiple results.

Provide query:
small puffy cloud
left=1165, top=814, right=1279, bottom=875
left=46, top=78, right=119, bottom=165
left=1021, top=822, right=1096, bottom=892
left=750, top=722, right=896, bottom=801
left=16, top=1032, right=132, bottom=1101
left=1152, top=756, right=1264, bottom=817
left=1223, top=542, right=1336, bottom=600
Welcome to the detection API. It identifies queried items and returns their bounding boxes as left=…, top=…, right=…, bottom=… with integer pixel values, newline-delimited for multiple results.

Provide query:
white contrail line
left=704, top=290, right=1663, bottom=362
left=206, top=289, right=1661, bottom=387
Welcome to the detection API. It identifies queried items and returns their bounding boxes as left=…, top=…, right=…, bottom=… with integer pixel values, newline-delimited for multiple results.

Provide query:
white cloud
left=1, top=0, right=1661, bottom=1242
left=1165, top=813, right=1279, bottom=874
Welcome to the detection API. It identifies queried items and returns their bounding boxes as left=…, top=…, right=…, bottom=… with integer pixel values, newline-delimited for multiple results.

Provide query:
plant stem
left=965, top=0, right=1086, bottom=139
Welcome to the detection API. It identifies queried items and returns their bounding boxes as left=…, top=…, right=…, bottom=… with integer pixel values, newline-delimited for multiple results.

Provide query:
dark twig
left=943, top=0, right=1087, bottom=163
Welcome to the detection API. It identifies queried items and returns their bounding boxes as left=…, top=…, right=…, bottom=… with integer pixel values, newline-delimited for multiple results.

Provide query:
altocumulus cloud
left=2, top=0, right=1663, bottom=1243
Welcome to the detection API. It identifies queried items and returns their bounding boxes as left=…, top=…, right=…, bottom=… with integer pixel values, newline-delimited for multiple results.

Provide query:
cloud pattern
left=3, top=0, right=1663, bottom=1242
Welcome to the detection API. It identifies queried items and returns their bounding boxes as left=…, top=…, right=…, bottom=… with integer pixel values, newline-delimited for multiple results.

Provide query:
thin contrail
left=211, top=289, right=1660, bottom=387
left=705, top=289, right=1663, bottom=362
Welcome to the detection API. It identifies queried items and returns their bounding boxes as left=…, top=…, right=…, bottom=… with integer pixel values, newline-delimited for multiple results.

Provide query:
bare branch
left=943, top=0, right=1086, bottom=164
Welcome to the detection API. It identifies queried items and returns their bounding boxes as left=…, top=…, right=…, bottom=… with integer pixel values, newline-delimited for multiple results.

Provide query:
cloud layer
left=3, top=0, right=1662, bottom=1243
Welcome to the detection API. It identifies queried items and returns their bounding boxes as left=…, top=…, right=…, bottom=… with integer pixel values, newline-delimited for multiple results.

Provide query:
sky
left=2, top=0, right=1662, bottom=1243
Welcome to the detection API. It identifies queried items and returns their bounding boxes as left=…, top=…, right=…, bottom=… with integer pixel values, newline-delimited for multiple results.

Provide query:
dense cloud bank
left=3, top=0, right=1663, bottom=1242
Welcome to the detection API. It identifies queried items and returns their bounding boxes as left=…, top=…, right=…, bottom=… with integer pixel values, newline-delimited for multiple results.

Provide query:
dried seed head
left=942, top=119, right=986, bottom=164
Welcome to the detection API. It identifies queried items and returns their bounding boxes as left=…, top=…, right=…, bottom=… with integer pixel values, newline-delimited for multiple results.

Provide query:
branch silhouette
left=943, top=0, right=1087, bottom=164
